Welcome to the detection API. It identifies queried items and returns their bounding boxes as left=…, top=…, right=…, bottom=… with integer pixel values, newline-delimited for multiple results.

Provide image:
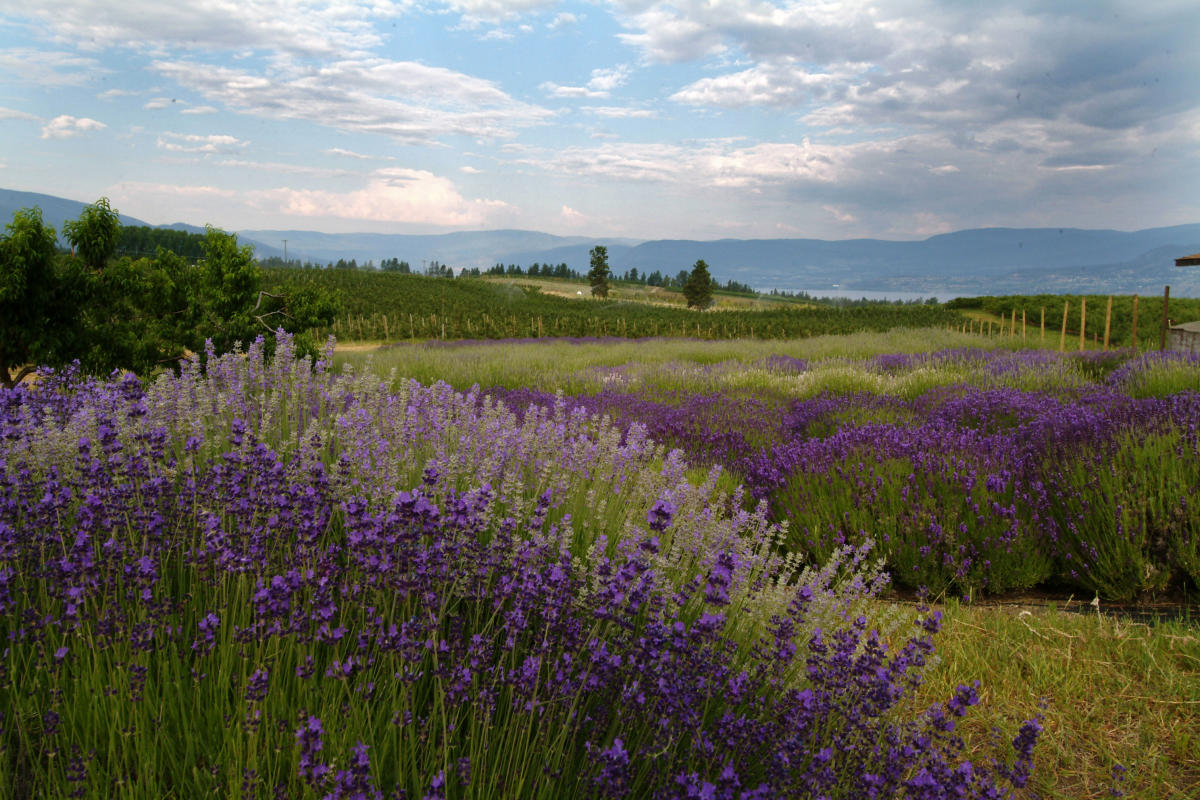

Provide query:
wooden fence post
left=1132, top=295, right=1139, bottom=349
left=1079, top=297, right=1087, bottom=351
left=1022, top=309, right=1026, bottom=341
left=1103, top=296, right=1113, bottom=350
left=1160, top=285, right=1171, bottom=350
left=1040, top=307, right=1045, bottom=343
left=1059, top=301, right=1069, bottom=352
left=1011, top=308, right=1017, bottom=338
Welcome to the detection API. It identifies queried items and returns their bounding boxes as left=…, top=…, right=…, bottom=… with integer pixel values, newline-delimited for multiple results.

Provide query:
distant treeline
left=116, top=225, right=209, bottom=260
left=947, top=293, right=1200, bottom=348
left=481, top=262, right=757, bottom=294
left=263, top=267, right=963, bottom=343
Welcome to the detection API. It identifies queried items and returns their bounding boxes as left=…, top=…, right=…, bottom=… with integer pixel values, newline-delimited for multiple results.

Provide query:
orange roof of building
left=1176, top=253, right=1200, bottom=266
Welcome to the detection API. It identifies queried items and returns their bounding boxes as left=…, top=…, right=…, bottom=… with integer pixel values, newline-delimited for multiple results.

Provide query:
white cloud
left=0, top=106, right=40, bottom=121
left=110, top=181, right=240, bottom=200
left=213, top=159, right=353, bottom=178
left=459, top=165, right=482, bottom=173
left=587, top=65, right=631, bottom=93
left=326, top=147, right=389, bottom=160
left=671, top=62, right=852, bottom=107
left=144, top=97, right=177, bottom=110
left=156, top=132, right=247, bottom=153
left=439, top=0, right=557, bottom=26
left=560, top=205, right=586, bottom=225
left=0, top=48, right=105, bottom=86
left=583, top=106, right=658, bottom=119
left=616, top=2, right=1199, bottom=134
left=99, top=89, right=139, bottom=100
left=822, top=205, right=858, bottom=224
left=4, top=0, right=400, bottom=58
left=541, top=64, right=632, bottom=99
left=521, top=137, right=844, bottom=188
left=274, top=167, right=513, bottom=226
left=41, top=115, right=106, bottom=139
left=180, top=105, right=219, bottom=115
left=480, top=28, right=514, bottom=41
left=154, top=58, right=552, bottom=144
left=548, top=12, right=577, bottom=30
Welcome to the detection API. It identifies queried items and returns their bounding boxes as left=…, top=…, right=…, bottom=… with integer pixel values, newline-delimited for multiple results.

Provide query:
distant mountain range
left=5, top=187, right=1200, bottom=298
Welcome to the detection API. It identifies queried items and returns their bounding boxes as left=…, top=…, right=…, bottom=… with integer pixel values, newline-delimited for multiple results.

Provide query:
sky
left=1, top=0, right=1197, bottom=241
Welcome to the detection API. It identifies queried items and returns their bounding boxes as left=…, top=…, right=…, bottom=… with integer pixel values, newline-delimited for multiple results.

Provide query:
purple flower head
left=591, top=738, right=631, bottom=796
left=296, top=715, right=328, bottom=786
left=422, top=770, right=446, bottom=800
left=324, top=741, right=382, bottom=800
left=192, top=612, right=220, bottom=654
left=422, top=463, right=439, bottom=487
left=948, top=681, right=980, bottom=717
left=245, top=668, right=270, bottom=703
left=703, top=551, right=737, bottom=606
left=647, top=498, right=676, bottom=532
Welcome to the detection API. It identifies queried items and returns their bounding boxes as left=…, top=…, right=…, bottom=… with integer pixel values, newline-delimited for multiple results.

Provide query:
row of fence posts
left=952, top=286, right=1174, bottom=351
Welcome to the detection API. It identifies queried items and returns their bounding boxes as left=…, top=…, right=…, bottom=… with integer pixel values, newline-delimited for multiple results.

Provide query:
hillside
left=4, top=187, right=1199, bottom=297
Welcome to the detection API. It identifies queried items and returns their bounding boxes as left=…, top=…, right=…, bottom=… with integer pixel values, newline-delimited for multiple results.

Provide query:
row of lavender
left=0, top=334, right=1037, bottom=798
left=488, top=348, right=1200, bottom=600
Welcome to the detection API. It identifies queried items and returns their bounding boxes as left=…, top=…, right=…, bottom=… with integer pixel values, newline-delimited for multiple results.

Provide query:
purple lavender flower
left=647, top=498, right=676, bottom=532
left=296, top=715, right=329, bottom=786
left=245, top=668, right=270, bottom=703
left=324, top=741, right=382, bottom=800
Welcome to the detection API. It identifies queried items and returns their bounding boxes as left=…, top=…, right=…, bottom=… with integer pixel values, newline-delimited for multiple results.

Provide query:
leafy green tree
left=588, top=245, right=610, bottom=298
left=1, top=208, right=80, bottom=387
left=78, top=252, right=194, bottom=375
left=684, top=259, right=715, bottom=310
left=62, top=197, right=122, bottom=270
left=191, top=226, right=267, bottom=354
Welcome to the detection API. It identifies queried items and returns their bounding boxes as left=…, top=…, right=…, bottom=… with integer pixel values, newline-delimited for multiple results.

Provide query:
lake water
left=788, top=288, right=939, bottom=302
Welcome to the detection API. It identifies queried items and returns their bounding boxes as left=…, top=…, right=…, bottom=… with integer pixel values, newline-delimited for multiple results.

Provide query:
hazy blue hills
left=4, top=187, right=1199, bottom=298
left=1, top=188, right=154, bottom=230
left=236, top=228, right=637, bottom=268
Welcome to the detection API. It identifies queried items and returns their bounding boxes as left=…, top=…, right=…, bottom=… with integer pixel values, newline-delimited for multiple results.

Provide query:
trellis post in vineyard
left=1132, top=295, right=1139, bottom=349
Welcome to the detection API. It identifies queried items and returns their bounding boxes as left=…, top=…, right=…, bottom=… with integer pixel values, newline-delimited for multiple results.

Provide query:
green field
left=262, top=268, right=959, bottom=342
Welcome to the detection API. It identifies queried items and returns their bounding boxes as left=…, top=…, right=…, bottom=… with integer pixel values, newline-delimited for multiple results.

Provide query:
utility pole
left=282, top=239, right=288, bottom=265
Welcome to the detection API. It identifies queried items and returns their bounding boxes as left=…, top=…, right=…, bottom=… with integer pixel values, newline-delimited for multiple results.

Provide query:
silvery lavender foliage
left=0, top=332, right=1038, bottom=797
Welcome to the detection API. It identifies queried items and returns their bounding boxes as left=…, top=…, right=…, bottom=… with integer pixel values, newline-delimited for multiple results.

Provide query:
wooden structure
left=1168, top=320, right=1200, bottom=354
left=1165, top=253, right=1200, bottom=350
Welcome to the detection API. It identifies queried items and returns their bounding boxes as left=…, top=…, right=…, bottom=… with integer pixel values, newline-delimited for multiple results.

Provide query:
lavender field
left=2, top=330, right=1197, bottom=797
left=482, top=345, right=1200, bottom=601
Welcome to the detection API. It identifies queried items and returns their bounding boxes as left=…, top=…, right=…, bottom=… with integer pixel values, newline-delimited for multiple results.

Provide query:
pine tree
left=683, top=258, right=714, bottom=309
left=588, top=245, right=610, bottom=298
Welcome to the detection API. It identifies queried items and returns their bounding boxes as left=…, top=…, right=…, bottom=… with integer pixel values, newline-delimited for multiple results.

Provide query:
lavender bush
left=482, top=347, right=1200, bottom=600
left=0, top=333, right=1038, bottom=798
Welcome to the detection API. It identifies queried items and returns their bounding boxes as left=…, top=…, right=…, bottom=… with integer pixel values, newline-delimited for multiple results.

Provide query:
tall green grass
left=335, top=328, right=1037, bottom=391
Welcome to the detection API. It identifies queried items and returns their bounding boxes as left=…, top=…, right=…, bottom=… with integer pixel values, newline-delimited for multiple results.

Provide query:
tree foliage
left=0, top=208, right=80, bottom=387
left=588, top=245, right=610, bottom=298
left=62, top=197, right=122, bottom=271
left=1, top=203, right=341, bottom=386
left=683, top=259, right=714, bottom=310
left=118, top=225, right=208, bottom=260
